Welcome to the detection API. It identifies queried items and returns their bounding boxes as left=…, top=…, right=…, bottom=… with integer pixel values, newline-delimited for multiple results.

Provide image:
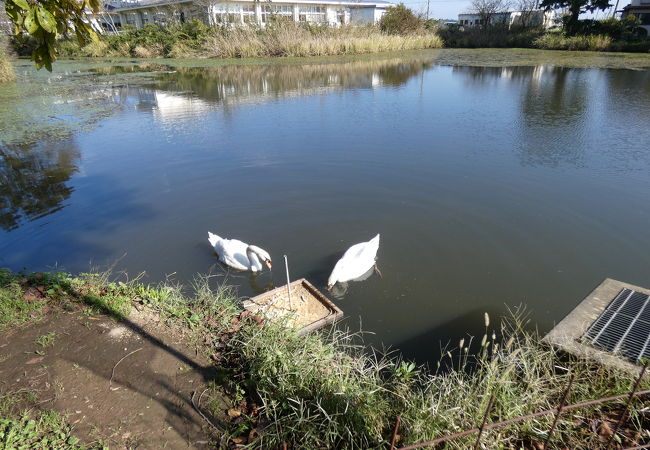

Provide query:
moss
left=0, top=41, right=15, bottom=84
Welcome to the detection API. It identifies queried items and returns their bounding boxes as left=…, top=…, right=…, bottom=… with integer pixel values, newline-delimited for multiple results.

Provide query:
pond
left=2, top=49, right=650, bottom=363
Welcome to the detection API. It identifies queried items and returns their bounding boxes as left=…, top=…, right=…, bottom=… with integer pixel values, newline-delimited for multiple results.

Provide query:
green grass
left=1, top=268, right=648, bottom=448
left=0, top=391, right=102, bottom=449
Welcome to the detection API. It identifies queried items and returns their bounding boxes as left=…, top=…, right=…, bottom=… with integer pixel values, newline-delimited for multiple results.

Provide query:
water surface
left=2, top=50, right=650, bottom=363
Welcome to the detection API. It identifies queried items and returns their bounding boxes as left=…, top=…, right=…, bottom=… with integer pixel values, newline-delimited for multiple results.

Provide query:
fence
left=390, top=362, right=650, bottom=450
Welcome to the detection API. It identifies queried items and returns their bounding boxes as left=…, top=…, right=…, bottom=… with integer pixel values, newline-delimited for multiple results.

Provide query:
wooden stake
left=284, top=255, right=292, bottom=310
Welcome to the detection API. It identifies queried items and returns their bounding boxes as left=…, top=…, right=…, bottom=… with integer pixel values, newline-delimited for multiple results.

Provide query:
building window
left=298, top=5, right=325, bottom=23
left=213, top=3, right=242, bottom=24
left=243, top=4, right=256, bottom=23
left=262, top=4, right=293, bottom=23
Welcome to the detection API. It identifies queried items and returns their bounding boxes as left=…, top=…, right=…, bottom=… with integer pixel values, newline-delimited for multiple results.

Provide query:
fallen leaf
left=231, top=316, right=239, bottom=325
left=231, top=436, right=247, bottom=444
left=25, top=356, right=44, bottom=365
left=227, top=408, right=242, bottom=418
left=599, top=421, right=613, bottom=437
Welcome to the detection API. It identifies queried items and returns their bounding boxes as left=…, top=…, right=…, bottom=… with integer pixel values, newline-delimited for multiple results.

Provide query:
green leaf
left=11, top=0, right=30, bottom=10
left=24, top=9, right=39, bottom=34
left=36, top=7, right=57, bottom=34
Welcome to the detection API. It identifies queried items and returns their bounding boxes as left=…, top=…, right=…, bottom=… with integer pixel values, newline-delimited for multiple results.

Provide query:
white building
left=621, top=0, right=650, bottom=37
left=457, top=9, right=555, bottom=29
left=98, top=0, right=392, bottom=31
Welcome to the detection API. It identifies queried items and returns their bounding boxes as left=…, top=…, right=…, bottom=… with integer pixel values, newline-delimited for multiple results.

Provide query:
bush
left=534, top=32, right=613, bottom=51
left=379, top=4, right=423, bottom=35
left=440, top=25, right=543, bottom=48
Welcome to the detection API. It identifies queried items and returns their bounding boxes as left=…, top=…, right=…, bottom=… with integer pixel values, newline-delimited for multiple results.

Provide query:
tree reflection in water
left=0, top=137, right=79, bottom=231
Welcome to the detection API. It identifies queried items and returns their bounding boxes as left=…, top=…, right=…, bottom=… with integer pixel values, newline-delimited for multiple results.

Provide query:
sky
left=403, top=0, right=633, bottom=20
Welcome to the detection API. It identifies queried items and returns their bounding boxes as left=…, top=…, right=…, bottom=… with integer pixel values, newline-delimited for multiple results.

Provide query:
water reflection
left=0, top=138, right=79, bottom=231
left=139, top=58, right=433, bottom=115
left=329, top=266, right=376, bottom=299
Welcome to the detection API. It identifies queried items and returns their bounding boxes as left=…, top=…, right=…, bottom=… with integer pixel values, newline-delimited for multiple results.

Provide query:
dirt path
left=0, top=306, right=228, bottom=448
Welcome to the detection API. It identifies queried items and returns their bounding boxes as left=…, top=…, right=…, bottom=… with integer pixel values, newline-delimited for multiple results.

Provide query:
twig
left=606, top=361, right=648, bottom=450
left=473, top=394, right=496, bottom=450
left=108, top=347, right=142, bottom=388
left=192, top=388, right=222, bottom=431
left=390, top=416, right=401, bottom=449
left=543, top=373, right=575, bottom=450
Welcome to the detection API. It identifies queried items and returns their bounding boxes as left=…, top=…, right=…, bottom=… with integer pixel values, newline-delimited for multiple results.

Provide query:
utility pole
left=612, top=0, right=620, bottom=18
left=426, top=0, right=430, bottom=19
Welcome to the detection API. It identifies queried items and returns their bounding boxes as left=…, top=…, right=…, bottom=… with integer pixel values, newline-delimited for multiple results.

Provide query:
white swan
left=327, top=234, right=380, bottom=290
left=208, top=232, right=272, bottom=272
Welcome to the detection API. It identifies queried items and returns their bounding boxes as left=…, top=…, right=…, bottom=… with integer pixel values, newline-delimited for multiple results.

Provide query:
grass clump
left=215, top=309, right=650, bottom=448
left=0, top=391, right=99, bottom=449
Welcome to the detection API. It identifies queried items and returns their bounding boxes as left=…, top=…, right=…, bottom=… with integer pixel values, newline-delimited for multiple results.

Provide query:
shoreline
left=1, top=268, right=649, bottom=448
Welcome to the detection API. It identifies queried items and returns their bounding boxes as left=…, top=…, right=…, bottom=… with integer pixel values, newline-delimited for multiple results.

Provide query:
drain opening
left=584, top=288, right=650, bottom=363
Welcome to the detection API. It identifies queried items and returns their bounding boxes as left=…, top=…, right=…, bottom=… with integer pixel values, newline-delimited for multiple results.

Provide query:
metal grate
left=584, top=288, right=650, bottom=363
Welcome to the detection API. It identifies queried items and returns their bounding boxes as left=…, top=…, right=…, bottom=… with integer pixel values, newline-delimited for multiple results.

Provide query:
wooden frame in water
left=243, top=279, right=343, bottom=335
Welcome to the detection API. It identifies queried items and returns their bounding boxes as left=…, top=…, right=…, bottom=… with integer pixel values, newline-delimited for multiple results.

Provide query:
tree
left=471, top=0, right=511, bottom=28
left=516, top=0, right=539, bottom=28
left=379, top=4, right=422, bottom=35
left=3, top=0, right=100, bottom=70
left=539, top=0, right=611, bottom=34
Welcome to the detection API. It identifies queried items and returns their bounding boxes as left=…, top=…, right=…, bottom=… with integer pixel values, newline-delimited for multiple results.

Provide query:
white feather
left=208, top=232, right=271, bottom=272
left=328, top=234, right=380, bottom=287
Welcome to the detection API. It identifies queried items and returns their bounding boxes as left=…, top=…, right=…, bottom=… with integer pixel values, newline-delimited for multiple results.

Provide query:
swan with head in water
left=327, top=234, right=380, bottom=291
left=208, top=232, right=272, bottom=272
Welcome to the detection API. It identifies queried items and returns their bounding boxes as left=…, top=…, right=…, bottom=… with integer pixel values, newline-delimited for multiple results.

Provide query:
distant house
left=96, top=0, right=393, bottom=31
left=621, top=0, right=650, bottom=37
left=457, top=9, right=555, bottom=29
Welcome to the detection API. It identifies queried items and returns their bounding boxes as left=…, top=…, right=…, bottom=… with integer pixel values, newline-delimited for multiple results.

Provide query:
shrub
left=379, top=4, right=423, bottom=35
left=534, top=32, right=613, bottom=51
left=440, top=25, right=543, bottom=48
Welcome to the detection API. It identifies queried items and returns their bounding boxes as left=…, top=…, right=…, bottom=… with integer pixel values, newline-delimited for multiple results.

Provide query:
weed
left=36, top=332, right=57, bottom=347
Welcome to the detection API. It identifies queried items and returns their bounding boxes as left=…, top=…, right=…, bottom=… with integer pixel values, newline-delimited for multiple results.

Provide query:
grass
left=534, top=32, right=614, bottom=51
left=53, top=21, right=443, bottom=59
left=1, top=268, right=649, bottom=447
left=0, top=391, right=101, bottom=449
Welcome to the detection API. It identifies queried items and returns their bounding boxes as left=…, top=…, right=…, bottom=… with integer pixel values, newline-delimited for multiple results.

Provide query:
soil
left=0, top=305, right=229, bottom=448
left=244, top=283, right=331, bottom=329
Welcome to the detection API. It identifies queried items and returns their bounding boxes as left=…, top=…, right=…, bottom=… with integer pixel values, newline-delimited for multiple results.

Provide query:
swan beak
left=265, top=260, right=272, bottom=269
left=327, top=285, right=333, bottom=291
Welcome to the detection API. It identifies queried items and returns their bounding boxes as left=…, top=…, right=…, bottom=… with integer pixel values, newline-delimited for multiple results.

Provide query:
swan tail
left=208, top=232, right=222, bottom=248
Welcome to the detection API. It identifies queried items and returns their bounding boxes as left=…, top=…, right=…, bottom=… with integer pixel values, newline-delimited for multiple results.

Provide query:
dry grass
left=203, top=24, right=442, bottom=58
left=56, top=22, right=442, bottom=59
